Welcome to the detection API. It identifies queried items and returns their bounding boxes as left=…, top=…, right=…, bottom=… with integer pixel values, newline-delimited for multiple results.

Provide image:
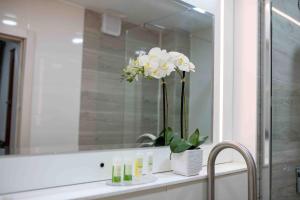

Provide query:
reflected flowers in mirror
left=122, top=47, right=196, bottom=147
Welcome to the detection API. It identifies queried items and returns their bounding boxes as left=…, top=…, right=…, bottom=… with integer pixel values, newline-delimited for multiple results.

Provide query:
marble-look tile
left=273, top=0, right=300, bottom=21
left=79, top=9, right=193, bottom=149
left=271, top=0, right=300, bottom=199
left=79, top=9, right=161, bottom=148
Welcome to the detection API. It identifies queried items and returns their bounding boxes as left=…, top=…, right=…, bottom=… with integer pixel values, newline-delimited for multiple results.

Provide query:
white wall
left=0, top=0, right=85, bottom=153
left=233, top=0, right=259, bottom=158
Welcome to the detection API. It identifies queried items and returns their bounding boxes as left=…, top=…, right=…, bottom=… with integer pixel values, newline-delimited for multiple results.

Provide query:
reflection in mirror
left=0, top=0, right=214, bottom=155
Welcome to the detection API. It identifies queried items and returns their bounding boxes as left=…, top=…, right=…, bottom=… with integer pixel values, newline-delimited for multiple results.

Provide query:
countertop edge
left=0, top=162, right=247, bottom=200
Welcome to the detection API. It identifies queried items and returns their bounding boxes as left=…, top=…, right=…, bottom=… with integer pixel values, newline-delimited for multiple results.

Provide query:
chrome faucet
left=207, top=141, right=257, bottom=200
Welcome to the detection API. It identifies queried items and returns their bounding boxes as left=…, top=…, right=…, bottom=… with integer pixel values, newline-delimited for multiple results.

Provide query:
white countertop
left=0, top=163, right=246, bottom=200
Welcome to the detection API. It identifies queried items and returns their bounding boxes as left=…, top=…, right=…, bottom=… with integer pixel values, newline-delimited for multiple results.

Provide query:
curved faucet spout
left=207, top=141, right=257, bottom=200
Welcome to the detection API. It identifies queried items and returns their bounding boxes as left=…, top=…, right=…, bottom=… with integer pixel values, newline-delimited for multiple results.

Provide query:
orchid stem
left=162, top=78, right=167, bottom=144
left=175, top=68, right=184, bottom=79
left=180, top=72, right=186, bottom=139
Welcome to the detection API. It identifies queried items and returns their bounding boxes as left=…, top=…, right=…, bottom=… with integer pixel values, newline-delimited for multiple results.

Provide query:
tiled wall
left=79, top=10, right=193, bottom=148
left=271, top=0, right=300, bottom=199
left=162, top=31, right=191, bottom=137
left=79, top=10, right=160, bottom=149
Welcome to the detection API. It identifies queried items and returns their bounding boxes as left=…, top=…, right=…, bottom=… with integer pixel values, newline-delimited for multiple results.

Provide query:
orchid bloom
left=122, top=47, right=195, bottom=82
left=169, top=51, right=195, bottom=72
left=148, top=48, right=175, bottom=79
left=139, top=47, right=175, bottom=79
left=122, top=58, right=143, bottom=82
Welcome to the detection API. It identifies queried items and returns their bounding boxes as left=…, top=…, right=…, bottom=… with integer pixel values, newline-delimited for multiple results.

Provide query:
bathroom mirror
left=0, top=0, right=214, bottom=156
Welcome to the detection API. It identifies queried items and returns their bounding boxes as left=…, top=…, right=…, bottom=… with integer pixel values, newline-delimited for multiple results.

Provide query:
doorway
left=0, top=35, right=22, bottom=155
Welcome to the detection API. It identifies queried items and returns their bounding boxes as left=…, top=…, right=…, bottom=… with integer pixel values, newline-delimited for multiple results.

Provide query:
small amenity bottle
left=147, top=152, right=153, bottom=175
left=112, top=158, right=122, bottom=183
left=134, top=153, right=143, bottom=180
left=123, top=158, right=133, bottom=182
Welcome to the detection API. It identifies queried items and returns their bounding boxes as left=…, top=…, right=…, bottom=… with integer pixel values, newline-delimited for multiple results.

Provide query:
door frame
left=258, top=0, right=271, bottom=200
left=0, top=30, right=34, bottom=154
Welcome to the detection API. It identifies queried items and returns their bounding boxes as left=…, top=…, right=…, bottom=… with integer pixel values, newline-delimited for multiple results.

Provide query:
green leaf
left=165, top=127, right=174, bottom=145
left=199, top=136, right=209, bottom=146
left=188, top=129, right=200, bottom=147
left=154, top=127, right=174, bottom=146
left=154, top=135, right=165, bottom=146
left=188, top=129, right=208, bottom=149
left=170, top=135, right=192, bottom=153
left=158, top=129, right=164, bottom=137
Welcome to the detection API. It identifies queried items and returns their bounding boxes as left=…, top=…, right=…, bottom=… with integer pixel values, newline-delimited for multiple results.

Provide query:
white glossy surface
left=232, top=0, right=259, bottom=158
left=0, top=147, right=171, bottom=194
left=106, top=175, right=157, bottom=186
left=0, top=0, right=254, bottom=197
left=0, top=0, right=84, bottom=154
left=0, top=162, right=246, bottom=200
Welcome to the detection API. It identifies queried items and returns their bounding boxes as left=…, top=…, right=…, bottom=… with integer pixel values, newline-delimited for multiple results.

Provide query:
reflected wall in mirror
left=0, top=0, right=214, bottom=156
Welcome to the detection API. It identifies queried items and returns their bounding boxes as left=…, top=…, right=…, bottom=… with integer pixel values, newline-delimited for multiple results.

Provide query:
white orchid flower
left=151, top=69, right=164, bottom=79
left=148, top=47, right=163, bottom=58
left=138, top=54, right=159, bottom=77
left=136, top=47, right=169, bottom=79
left=146, top=59, right=160, bottom=78
left=123, top=47, right=194, bottom=82
left=189, top=62, right=196, bottom=72
left=159, top=62, right=176, bottom=77
left=157, top=60, right=175, bottom=78
left=122, top=58, right=143, bottom=82
left=169, top=51, right=195, bottom=72
left=146, top=47, right=175, bottom=79
left=137, top=54, right=149, bottom=66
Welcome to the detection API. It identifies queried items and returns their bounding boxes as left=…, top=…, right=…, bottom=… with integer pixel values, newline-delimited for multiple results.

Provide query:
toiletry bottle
left=147, top=152, right=153, bottom=175
left=134, top=153, right=143, bottom=180
left=112, top=158, right=122, bottom=183
left=123, top=158, right=133, bottom=182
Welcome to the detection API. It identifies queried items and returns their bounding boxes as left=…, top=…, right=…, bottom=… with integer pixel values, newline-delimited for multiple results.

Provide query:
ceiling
left=150, top=10, right=213, bottom=32
left=66, top=0, right=184, bottom=25
left=65, top=0, right=213, bottom=32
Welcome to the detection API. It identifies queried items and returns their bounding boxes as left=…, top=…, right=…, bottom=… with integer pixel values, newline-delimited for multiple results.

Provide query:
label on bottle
left=134, top=158, right=143, bottom=178
left=123, top=164, right=132, bottom=181
left=148, top=156, right=153, bottom=174
left=112, top=165, right=121, bottom=183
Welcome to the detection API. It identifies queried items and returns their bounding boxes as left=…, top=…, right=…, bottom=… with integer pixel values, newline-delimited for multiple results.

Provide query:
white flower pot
left=171, top=149, right=203, bottom=176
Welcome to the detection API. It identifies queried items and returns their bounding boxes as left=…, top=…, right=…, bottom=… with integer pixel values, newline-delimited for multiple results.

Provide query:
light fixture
left=219, top=0, right=225, bottom=141
left=151, top=24, right=166, bottom=30
left=2, top=19, right=17, bottom=26
left=172, top=0, right=207, bottom=14
left=272, top=7, right=300, bottom=27
left=193, top=7, right=206, bottom=14
left=72, top=38, right=83, bottom=44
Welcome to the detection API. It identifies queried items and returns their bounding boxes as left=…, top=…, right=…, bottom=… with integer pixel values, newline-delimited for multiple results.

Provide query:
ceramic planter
left=171, top=148, right=203, bottom=176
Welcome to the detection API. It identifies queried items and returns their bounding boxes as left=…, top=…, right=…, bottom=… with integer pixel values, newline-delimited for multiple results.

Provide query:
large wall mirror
left=0, top=0, right=214, bottom=156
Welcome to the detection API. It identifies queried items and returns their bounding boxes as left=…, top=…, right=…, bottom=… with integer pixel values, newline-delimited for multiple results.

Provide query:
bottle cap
left=113, top=157, right=122, bottom=164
